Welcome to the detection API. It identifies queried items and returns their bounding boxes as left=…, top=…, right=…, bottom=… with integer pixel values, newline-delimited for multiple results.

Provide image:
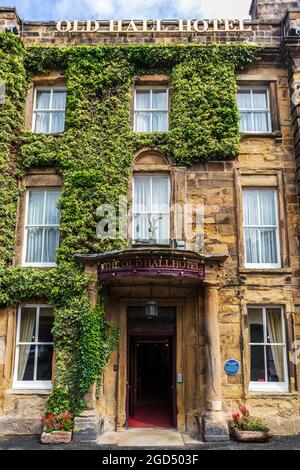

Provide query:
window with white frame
left=242, top=189, right=280, bottom=268
left=33, top=87, right=67, bottom=134
left=237, top=87, right=271, bottom=133
left=134, top=88, right=169, bottom=132
left=23, top=189, right=61, bottom=267
left=133, top=174, right=170, bottom=245
left=248, top=306, right=288, bottom=392
left=13, top=305, right=54, bottom=390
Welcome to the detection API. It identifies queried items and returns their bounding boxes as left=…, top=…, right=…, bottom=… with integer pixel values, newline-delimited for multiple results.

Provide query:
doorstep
left=97, top=428, right=202, bottom=447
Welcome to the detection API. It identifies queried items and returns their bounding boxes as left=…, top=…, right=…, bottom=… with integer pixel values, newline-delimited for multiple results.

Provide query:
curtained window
left=133, top=174, right=170, bottom=245
left=134, top=88, right=169, bottom=132
left=24, top=189, right=61, bottom=267
left=33, top=88, right=66, bottom=134
left=13, top=305, right=54, bottom=390
left=248, top=306, right=288, bottom=392
left=237, top=87, right=271, bottom=133
left=243, top=189, right=280, bottom=268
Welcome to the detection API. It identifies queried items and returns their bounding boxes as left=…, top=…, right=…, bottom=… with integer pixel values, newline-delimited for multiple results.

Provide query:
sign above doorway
left=97, top=249, right=205, bottom=281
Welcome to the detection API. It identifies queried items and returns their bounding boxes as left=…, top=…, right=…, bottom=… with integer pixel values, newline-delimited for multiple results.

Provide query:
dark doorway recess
left=127, top=307, right=176, bottom=428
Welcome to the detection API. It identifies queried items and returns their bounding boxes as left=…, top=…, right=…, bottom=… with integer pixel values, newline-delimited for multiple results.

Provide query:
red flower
left=232, top=412, right=240, bottom=420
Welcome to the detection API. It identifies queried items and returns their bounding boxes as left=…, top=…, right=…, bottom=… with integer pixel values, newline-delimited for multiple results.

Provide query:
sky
left=1, top=0, right=252, bottom=21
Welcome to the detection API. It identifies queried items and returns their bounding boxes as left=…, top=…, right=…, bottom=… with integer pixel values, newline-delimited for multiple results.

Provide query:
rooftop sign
left=56, top=19, right=252, bottom=34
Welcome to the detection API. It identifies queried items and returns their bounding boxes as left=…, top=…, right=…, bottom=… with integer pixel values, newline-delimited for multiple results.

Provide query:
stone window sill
left=248, top=392, right=298, bottom=399
left=7, top=389, right=51, bottom=396
left=241, top=131, right=282, bottom=142
left=239, top=268, right=292, bottom=275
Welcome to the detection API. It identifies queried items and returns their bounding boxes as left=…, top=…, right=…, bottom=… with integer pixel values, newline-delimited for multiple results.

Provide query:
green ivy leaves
left=0, top=34, right=260, bottom=414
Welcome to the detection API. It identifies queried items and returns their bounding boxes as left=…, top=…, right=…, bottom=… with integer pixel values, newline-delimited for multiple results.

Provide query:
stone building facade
left=1, top=0, right=300, bottom=440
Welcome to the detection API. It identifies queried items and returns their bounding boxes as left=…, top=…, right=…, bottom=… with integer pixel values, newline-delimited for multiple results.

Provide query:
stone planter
left=41, top=431, right=72, bottom=444
left=230, top=427, right=273, bottom=443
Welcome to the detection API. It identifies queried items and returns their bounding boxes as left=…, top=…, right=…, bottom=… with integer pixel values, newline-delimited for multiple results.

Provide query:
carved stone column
left=202, top=283, right=229, bottom=442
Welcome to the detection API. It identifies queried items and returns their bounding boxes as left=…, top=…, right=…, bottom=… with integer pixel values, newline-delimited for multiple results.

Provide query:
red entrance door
left=127, top=335, right=175, bottom=428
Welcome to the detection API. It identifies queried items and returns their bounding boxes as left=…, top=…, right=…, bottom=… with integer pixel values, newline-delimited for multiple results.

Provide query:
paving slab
left=116, top=428, right=185, bottom=447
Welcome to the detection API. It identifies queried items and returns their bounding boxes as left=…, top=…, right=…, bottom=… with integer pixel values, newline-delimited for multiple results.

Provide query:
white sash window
left=133, top=174, right=170, bottom=245
left=23, top=189, right=61, bottom=267
left=243, top=189, right=280, bottom=268
left=33, top=87, right=66, bottom=134
left=134, top=88, right=169, bottom=132
left=248, top=306, right=288, bottom=392
left=237, top=87, right=271, bottom=133
left=13, top=305, right=54, bottom=390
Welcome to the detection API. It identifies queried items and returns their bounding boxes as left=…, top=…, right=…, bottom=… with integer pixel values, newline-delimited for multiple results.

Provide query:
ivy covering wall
left=0, top=33, right=260, bottom=415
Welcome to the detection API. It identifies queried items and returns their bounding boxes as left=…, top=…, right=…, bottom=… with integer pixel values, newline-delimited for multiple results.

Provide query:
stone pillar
left=202, top=283, right=229, bottom=442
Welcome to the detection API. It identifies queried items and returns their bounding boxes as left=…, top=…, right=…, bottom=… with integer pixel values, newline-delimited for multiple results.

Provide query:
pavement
left=0, top=431, right=300, bottom=450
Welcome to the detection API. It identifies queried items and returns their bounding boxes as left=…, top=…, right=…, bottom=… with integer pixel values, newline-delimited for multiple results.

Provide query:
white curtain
left=134, top=176, right=151, bottom=240
left=134, top=176, right=170, bottom=243
left=237, top=90, right=251, bottom=109
left=243, top=190, right=278, bottom=264
left=17, top=308, right=36, bottom=381
left=253, top=112, right=268, bottom=132
left=253, top=90, right=268, bottom=109
left=52, top=91, right=66, bottom=110
left=45, top=190, right=60, bottom=224
left=266, top=309, right=285, bottom=382
left=35, top=90, right=66, bottom=133
left=238, top=89, right=269, bottom=132
left=36, top=91, right=51, bottom=109
left=135, top=89, right=168, bottom=132
left=26, top=190, right=60, bottom=263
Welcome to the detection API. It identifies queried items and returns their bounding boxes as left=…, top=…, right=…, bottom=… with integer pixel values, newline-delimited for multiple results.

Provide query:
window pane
left=135, top=112, right=151, bottom=132
left=50, top=112, right=65, bottom=133
left=266, top=345, right=285, bottom=382
left=260, top=228, right=278, bottom=264
left=253, top=90, right=268, bottom=110
left=36, top=91, right=51, bottom=110
left=239, top=112, right=253, bottom=132
left=152, top=176, right=170, bottom=209
left=266, top=308, right=283, bottom=344
left=36, top=345, right=53, bottom=380
left=156, top=213, right=170, bottom=244
left=52, top=91, right=66, bottom=110
left=250, top=345, right=265, bottom=382
left=258, top=190, right=276, bottom=226
left=245, top=228, right=260, bottom=264
left=134, top=176, right=151, bottom=212
left=243, top=190, right=259, bottom=225
left=135, top=90, right=151, bottom=110
left=17, top=345, right=35, bottom=381
left=237, top=90, right=252, bottom=109
left=34, top=112, right=50, bottom=133
left=248, top=308, right=264, bottom=343
left=134, top=213, right=150, bottom=241
left=152, top=90, right=168, bottom=110
left=152, top=112, right=168, bottom=131
left=42, top=228, right=59, bottom=263
left=27, top=191, right=45, bottom=225
left=253, top=112, right=269, bottom=132
left=26, top=227, right=44, bottom=263
left=38, top=308, right=54, bottom=342
left=44, top=191, right=60, bottom=225
left=19, top=308, right=36, bottom=343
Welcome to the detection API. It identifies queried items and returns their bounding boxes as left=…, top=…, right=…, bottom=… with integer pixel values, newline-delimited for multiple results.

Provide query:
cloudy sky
left=2, top=0, right=252, bottom=20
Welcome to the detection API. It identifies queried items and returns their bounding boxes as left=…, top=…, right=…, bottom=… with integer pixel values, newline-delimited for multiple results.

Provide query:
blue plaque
left=224, top=360, right=240, bottom=376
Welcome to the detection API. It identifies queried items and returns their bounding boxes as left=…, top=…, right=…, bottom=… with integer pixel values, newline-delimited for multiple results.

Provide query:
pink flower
left=232, top=412, right=240, bottom=420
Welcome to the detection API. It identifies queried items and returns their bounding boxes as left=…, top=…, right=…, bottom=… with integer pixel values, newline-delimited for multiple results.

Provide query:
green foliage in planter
left=230, top=407, right=269, bottom=433
left=0, top=33, right=261, bottom=414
